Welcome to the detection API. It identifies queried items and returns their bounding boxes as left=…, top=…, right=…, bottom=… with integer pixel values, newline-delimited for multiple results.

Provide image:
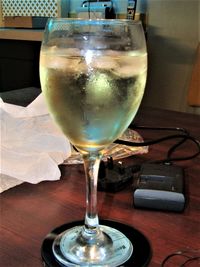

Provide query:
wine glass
left=40, top=18, right=147, bottom=267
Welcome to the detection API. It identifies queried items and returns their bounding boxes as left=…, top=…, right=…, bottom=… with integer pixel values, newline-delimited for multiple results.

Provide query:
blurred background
left=0, top=0, right=199, bottom=114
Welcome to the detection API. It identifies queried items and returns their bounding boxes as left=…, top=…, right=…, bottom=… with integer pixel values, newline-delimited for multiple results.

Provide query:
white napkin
left=0, top=94, right=71, bottom=193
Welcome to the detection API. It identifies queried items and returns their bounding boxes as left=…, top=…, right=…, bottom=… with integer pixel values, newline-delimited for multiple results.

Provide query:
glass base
left=52, top=225, right=133, bottom=266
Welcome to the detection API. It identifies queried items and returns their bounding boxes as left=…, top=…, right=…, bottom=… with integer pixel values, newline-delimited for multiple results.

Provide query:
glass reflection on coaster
left=53, top=225, right=133, bottom=266
left=41, top=220, right=152, bottom=267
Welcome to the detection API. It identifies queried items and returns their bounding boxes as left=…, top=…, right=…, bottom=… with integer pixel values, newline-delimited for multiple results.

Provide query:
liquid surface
left=40, top=48, right=147, bottom=153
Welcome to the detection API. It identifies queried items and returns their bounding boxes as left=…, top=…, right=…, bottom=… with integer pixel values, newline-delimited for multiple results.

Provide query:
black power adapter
left=98, top=157, right=133, bottom=192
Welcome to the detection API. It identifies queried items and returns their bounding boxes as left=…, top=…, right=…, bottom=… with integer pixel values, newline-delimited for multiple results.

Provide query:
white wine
left=40, top=48, right=147, bottom=153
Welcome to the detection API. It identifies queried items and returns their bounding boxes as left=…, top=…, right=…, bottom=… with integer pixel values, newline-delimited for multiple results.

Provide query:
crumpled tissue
left=0, top=94, right=71, bottom=193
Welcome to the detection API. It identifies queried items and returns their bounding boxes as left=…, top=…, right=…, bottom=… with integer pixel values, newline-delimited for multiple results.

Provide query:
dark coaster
left=41, top=220, right=152, bottom=267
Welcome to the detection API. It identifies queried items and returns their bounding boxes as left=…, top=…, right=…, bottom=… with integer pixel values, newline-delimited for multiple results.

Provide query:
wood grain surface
left=1, top=107, right=200, bottom=267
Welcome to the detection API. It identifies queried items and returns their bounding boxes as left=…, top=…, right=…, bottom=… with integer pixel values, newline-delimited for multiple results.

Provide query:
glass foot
left=53, top=225, right=133, bottom=266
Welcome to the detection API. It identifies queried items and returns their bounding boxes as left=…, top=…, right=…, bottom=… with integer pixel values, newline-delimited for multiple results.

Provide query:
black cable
left=181, top=256, right=200, bottom=266
left=133, top=0, right=137, bottom=19
left=114, top=125, right=200, bottom=164
left=167, top=136, right=188, bottom=160
left=130, top=124, right=190, bottom=135
left=161, top=251, right=190, bottom=267
left=88, top=0, right=91, bottom=19
left=130, top=125, right=200, bottom=163
left=160, top=250, right=200, bottom=266
left=115, top=133, right=190, bottom=147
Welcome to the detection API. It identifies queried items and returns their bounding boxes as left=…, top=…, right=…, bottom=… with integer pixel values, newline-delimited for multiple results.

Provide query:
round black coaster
left=41, top=220, right=152, bottom=267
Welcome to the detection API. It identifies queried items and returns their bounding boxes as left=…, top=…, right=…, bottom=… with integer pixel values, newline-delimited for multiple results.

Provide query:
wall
left=142, top=0, right=200, bottom=114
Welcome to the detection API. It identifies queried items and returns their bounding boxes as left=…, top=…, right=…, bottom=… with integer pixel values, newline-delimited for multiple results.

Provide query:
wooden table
left=1, top=107, right=200, bottom=267
left=0, top=28, right=43, bottom=41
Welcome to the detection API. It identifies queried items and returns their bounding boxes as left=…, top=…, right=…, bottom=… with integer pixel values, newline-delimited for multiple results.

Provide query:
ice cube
left=91, top=56, right=118, bottom=70
left=43, top=46, right=81, bottom=57
left=113, top=55, right=147, bottom=78
left=40, top=49, right=87, bottom=74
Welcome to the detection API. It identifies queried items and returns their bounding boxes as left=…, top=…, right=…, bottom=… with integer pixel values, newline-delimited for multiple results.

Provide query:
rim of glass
left=46, top=17, right=142, bottom=26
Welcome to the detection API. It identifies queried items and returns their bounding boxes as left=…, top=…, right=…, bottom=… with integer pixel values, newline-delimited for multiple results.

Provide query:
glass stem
left=82, top=152, right=102, bottom=238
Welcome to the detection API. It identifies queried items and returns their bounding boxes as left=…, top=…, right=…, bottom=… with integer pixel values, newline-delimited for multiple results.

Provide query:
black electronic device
left=133, top=163, right=185, bottom=212
left=98, top=157, right=133, bottom=192
left=77, top=1, right=115, bottom=19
